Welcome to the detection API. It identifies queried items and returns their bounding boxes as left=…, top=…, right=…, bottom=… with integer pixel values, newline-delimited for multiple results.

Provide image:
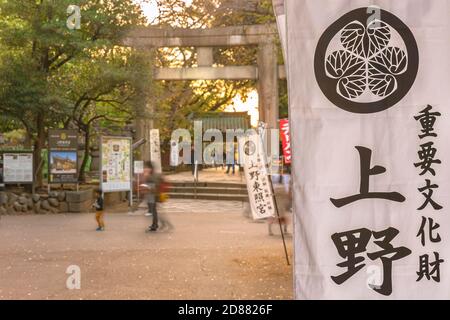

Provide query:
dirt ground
left=0, top=199, right=293, bottom=300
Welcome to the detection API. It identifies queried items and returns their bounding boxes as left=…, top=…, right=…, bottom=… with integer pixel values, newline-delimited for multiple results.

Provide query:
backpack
left=159, top=179, right=170, bottom=202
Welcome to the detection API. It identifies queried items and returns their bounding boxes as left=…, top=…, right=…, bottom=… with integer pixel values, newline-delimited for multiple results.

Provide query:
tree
left=64, top=48, right=152, bottom=181
left=0, top=0, right=151, bottom=185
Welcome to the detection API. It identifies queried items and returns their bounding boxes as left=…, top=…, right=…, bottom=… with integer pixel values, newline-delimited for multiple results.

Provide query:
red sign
left=280, top=119, right=292, bottom=164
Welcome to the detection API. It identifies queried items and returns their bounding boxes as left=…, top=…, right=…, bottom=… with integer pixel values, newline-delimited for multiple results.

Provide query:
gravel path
left=0, top=199, right=293, bottom=300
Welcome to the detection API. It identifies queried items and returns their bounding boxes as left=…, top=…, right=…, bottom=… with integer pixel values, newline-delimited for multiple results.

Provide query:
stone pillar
left=134, top=117, right=145, bottom=161
left=144, top=121, right=151, bottom=163
left=133, top=47, right=156, bottom=163
left=257, top=42, right=279, bottom=129
left=197, top=47, right=214, bottom=66
left=144, top=101, right=155, bottom=163
left=134, top=111, right=153, bottom=163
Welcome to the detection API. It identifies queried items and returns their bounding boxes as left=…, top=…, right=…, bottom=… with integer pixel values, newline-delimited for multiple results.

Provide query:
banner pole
left=269, top=175, right=290, bottom=266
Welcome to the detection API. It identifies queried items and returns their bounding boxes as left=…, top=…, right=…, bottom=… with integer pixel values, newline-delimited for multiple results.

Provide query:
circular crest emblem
left=244, top=141, right=256, bottom=156
left=314, top=8, right=419, bottom=114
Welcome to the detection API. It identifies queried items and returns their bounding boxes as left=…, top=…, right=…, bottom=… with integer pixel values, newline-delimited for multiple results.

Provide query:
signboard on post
left=101, top=136, right=132, bottom=193
left=3, top=152, right=33, bottom=184
left=48, top=129, right=79, bottom=184
left=238, top=132, right=275, bottom=220
left=134, top=161, right=144, bottom=175
left=134, top=160, right=144, bottom=204
left=285, top=0, right=450, bottom=299
left=149, top=129, right=162, bottom=174
left=279, top=119, right=291, bottom=165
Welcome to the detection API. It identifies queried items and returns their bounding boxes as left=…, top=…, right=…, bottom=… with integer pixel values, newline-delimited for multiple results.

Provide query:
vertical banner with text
left=170, top=140, right=180, bottom=167
left=239, top=132, right=276, bottom=220
left=286, top=0, right=450, bottom=299
left=279, top=119, right=292, bottom=165
left=149, top=129, right=162, bottom=174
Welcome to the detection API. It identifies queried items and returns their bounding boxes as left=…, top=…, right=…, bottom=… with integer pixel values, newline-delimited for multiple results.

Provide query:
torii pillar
left=258, top=42, right=279, bottom=129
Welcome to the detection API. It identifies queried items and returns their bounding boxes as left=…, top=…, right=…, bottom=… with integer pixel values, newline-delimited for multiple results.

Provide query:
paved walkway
left=0, top=199, right=293, bottom=300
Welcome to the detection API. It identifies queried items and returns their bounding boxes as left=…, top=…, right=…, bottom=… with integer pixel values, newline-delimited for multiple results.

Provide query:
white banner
left=286, top=0, right=450, bottom=299
left=170, top=139, right=180, bottom=167
left=239, top=132, right=276, bottom=220
left=149, top=129, right=162, bottom=174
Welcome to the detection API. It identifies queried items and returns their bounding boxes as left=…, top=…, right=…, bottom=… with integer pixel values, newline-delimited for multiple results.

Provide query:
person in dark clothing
left=222, top=151, right=227, bottom=169
left=92, top=189, right=105, bottom=231
left=225, top=149, right=236, bottom=174
left=141, top=161, right=162, bottom=232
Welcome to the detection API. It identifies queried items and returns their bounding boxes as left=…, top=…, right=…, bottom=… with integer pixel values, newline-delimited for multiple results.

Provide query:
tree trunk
left=78, top=126, right=90, bottom=183
left=34, top=114, right=46, bottom=188
left=24, top=131, right=33, bottom=149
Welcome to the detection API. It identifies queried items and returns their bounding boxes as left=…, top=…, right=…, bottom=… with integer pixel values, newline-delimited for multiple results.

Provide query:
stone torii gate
left=123, top=24, right=285, bottom=161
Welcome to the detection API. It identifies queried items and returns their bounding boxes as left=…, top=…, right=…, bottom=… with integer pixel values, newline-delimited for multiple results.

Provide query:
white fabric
left=286, top=0, right=450, bottom=299
left=150, top=129, right=162, bottom=174
left=239, top=133, right=276, bottom=220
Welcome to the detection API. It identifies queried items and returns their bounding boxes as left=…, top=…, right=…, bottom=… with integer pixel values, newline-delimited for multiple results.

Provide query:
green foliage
left=0, top=0, right=152, bottom=184
left=0, top=0, right=287, bottom=181
left=151, top=0, right=285, bottom=151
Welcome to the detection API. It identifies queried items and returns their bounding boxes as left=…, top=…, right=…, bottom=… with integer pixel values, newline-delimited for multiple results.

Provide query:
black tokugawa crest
left=314, top=7, right=419, bottom=114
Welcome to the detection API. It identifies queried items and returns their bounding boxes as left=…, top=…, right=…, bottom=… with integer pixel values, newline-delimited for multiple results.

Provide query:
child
left=93, top=189, right=105, bottom=231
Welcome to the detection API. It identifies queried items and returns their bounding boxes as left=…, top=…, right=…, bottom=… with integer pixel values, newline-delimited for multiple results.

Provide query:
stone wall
left=0, top=189, right=93, bottom=215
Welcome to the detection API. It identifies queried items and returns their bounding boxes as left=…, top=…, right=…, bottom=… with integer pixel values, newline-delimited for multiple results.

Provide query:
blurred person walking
left=225, top=148, right=236, bottom=175
left=141, top=161, right=173, bottom=232
left=157, top=178, right=174, bottom=232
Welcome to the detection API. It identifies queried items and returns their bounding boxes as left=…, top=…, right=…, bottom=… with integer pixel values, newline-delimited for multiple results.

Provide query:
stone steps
left=166, top=181, right=248, bottom=202
left=168, top=181, right=247, bottom=189
left=167, top=192, right=249, bottom=202
left=169, top=186, right=247, bottom=195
